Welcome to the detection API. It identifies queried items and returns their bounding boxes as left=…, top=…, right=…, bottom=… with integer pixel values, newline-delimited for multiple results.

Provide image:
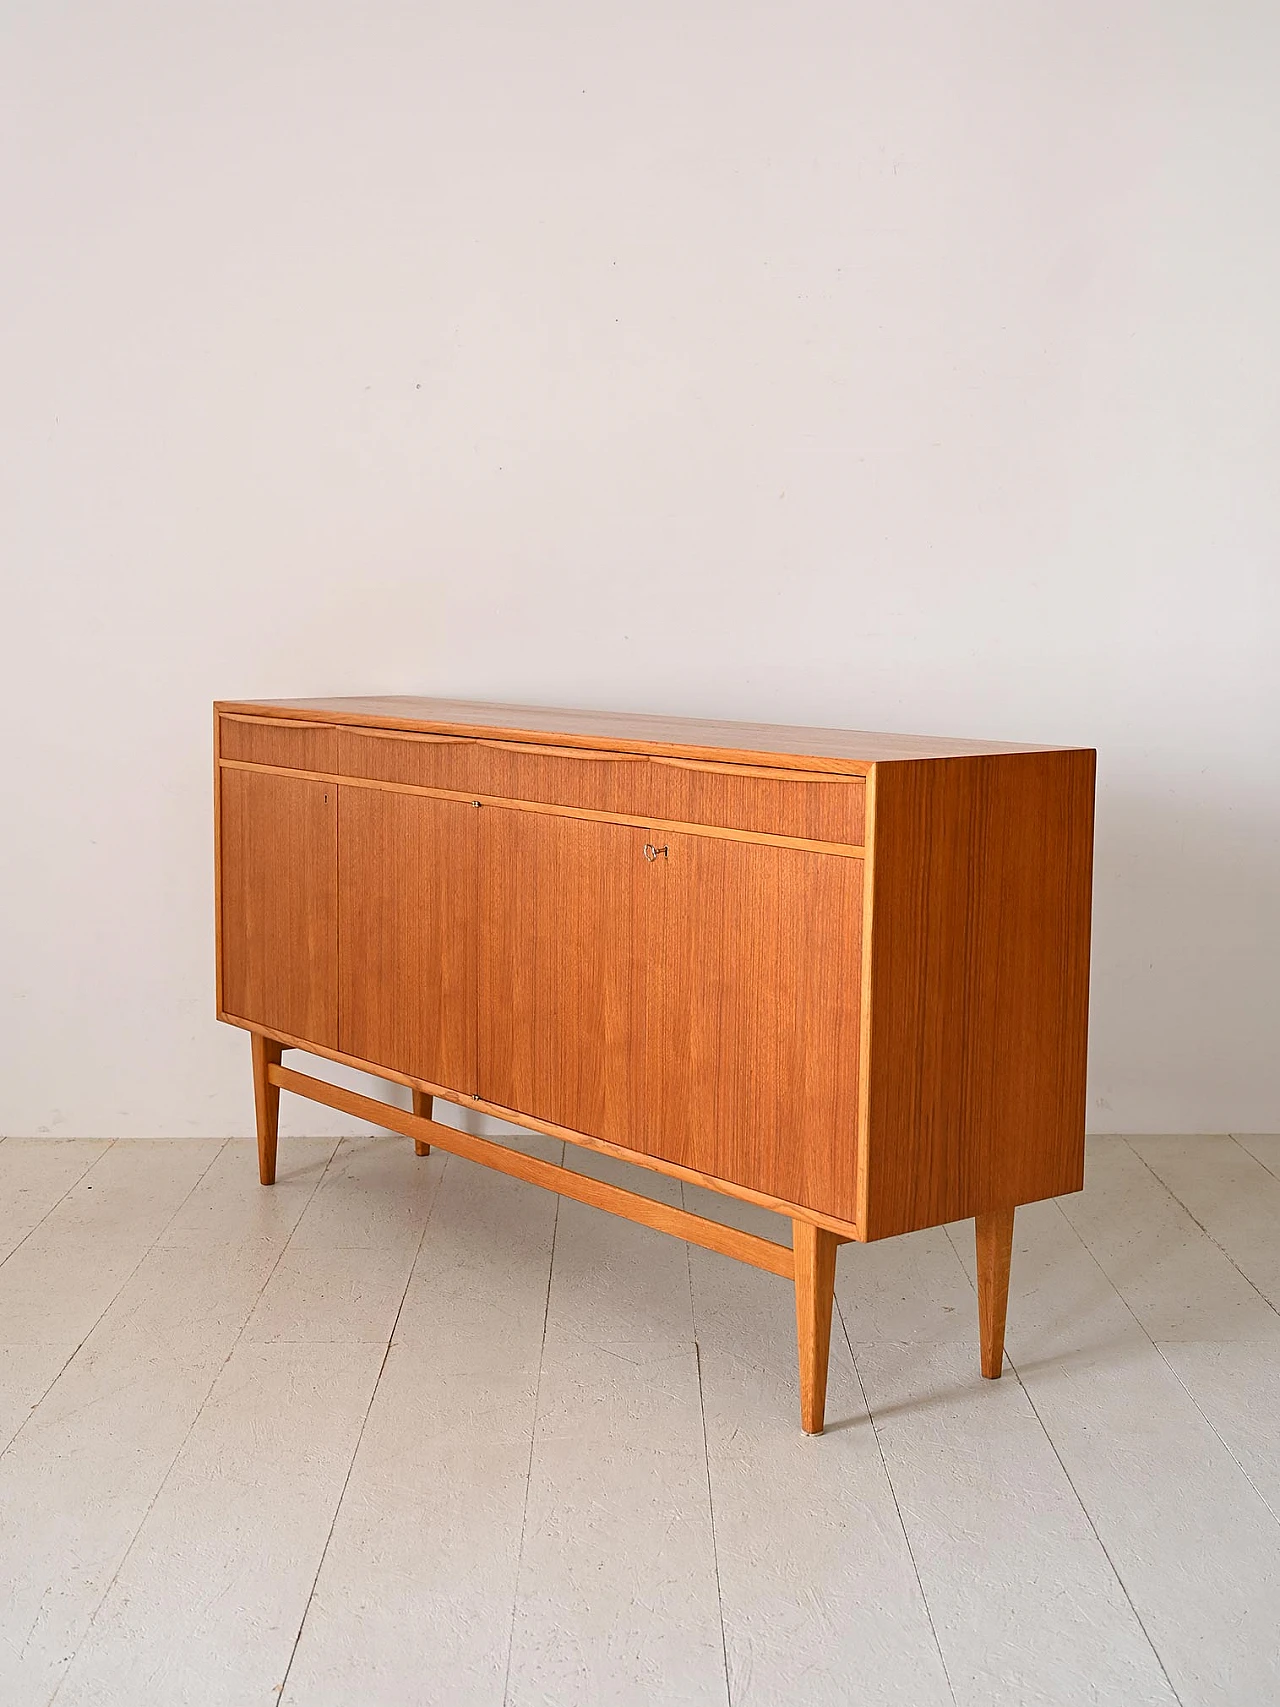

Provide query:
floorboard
left=53, top=1341, right=386, bottom=1707
left=2, top=1132, right=1277, bottom=1706
left=684, top=1186, right=952, bottom=1707
left=1060, top=1138, right=1280, bottom=1522
left=1232, top=1133, right=1280, bottom=1179
left=967, top=1190, right=1280, bottom=1707
left=282, top=1142, right=560, bottom=1707
left=1127, top=1135, right=1280, bottom=1309
left=847, top=1217, right=1177, bottom=1707
left=49, top=1136, right=415, bottom=1707
left=0, top=1139, right=113, bottom=1268
left=0, top=1138, right=223, bottom=1459
left=0, top=1138, right=333, bottom=1705
left=504, top=1149, right=726, bottom=1707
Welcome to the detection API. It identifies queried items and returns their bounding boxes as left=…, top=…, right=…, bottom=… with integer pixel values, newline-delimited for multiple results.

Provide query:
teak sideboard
left=214, top=696, right=1096, bottom=1432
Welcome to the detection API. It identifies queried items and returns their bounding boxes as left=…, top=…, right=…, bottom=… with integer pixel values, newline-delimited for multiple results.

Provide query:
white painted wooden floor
left=2, top=1131, right=1279, bottom=1707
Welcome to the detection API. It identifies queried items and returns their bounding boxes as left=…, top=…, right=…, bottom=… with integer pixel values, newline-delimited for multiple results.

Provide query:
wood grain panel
left=219, top=768, right=338, bottom=1046
left=859, top=750, right=1096, bottom=1238
left=476, top=806, right=650, bottom=1150
left=219, top=715, right=336, bottom=773
left=636, top=761, right=865, bottom=845
left=338, top=787, right=477, bottom=1092
left=470, top=742, right=647, bottom=814
left=642, top=834, right=863, bottom=1223
left=334, top=727, right=479, bottom=792
left=216, top=695, right=1074, bottom=770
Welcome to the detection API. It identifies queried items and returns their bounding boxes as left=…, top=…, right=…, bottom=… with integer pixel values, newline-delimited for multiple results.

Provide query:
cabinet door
left=219, top=768, right=338, bottom=1047
left=338, top=786, right=477, bottom=1092
left=643, top=833, right=863, bottom=1222
left=476, top=806, right=652, bottom=1149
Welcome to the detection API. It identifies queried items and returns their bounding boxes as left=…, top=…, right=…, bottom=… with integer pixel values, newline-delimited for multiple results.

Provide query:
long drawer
left=220, top=715, right=336, bottom=773
left=223, top=717, right=867, bottom=847
left=335, top=729, right=866, bottom=845
left=633, top=756, right=865, bottom=846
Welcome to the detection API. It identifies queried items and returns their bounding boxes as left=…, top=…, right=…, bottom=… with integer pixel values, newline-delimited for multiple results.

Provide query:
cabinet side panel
left=219, top=768, right=339, bottom=1048
left=862, top=750, right=1095, bottom=1239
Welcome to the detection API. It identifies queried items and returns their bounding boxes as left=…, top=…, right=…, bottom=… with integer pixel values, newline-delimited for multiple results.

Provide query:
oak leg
left=411, top=1088, right=433, bottom=1156
left=251, top=1033, right=283, bottom=1185
left=976, top=1207, right=1015, bottom=1378
left=793, top=1220, right=839, bottom=1434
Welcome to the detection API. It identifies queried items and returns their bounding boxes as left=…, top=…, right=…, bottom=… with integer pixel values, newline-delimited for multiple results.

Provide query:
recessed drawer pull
left=219, top=714, right=333, bottom=731
left=483, top=739, right=647, bottom=763
left=342, top=728, right=476, bottom=748
left=332, top=726, right=479, bottom=792
left=651, top=754, right=862, bottom=784
left=219, top=715, right=336, bottom=772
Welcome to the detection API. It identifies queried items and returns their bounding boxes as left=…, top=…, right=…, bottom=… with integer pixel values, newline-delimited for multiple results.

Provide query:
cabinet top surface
left=215, top=695, right=1086, bottom=772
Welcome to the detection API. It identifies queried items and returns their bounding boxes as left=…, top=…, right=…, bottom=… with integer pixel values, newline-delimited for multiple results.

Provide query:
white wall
left=2, top=2, right=1277, bottom=1139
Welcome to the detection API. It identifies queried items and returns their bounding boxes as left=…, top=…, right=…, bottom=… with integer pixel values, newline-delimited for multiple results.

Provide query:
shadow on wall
left=1087, top=779, right=1280, bottom=1133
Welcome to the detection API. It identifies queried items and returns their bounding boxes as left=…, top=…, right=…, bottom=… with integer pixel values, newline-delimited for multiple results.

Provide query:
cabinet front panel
left=338, top=787, right=477, bottom=1091
left=643, top=835, right=863, bottom=1222
left=219, top=768, right=338, bottom=1046
left=476, top=807, right=651, bottom=1150
left=220, top=716, right=336, bottom=774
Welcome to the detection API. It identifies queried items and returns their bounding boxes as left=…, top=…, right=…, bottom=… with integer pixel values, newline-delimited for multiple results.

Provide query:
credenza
left=214, top=696, right=1095, bottom=1432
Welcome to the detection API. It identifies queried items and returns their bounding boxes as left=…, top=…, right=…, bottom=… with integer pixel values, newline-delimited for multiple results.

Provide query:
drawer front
left=334, top=727, right=480, bottom=793
left=220, top=716, right=335, bottom=773
left=634, top=760, right=865, bottom=846
left=335, top=733, right=648, bottom=814
left=469, top=742, right=649, bottom=813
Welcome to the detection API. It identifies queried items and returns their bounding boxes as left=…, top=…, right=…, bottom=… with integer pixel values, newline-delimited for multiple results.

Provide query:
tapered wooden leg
left=793, top=1219, right=839, bottom=1434
left=411, top=1088, right=433, bottom=1156
left=976, top=1207, right=1015, bottom=1378
left=251, top=1033, right=283, bottom=1185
